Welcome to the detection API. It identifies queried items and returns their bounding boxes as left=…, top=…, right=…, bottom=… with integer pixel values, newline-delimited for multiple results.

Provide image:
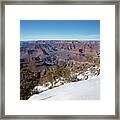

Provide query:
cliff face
left=20, top=40, right=100, bottom=79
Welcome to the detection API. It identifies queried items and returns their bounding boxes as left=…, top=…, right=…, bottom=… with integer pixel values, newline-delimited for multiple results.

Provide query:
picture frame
left=0, top=0, right=119, bottom=119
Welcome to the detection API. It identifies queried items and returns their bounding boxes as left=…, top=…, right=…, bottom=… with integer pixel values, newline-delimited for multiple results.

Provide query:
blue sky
left=20, top=20, right=100, bottom=41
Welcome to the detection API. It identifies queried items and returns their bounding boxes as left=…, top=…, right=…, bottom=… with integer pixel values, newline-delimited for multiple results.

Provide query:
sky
left=20, top=20, right=100, bottom=41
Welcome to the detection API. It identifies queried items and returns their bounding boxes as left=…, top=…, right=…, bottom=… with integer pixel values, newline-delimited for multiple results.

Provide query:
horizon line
left=20, top=38, right=100, bottom=41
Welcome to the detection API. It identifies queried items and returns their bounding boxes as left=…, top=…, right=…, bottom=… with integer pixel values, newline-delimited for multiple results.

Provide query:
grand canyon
left=20, top=40, right=100, bottom=100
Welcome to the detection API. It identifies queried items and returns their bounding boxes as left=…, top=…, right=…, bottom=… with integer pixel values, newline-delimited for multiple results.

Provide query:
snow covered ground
left=29, top=76, right=100, bottom=100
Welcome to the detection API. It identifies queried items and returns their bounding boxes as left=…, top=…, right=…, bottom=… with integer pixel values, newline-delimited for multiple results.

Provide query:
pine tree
left=20, top=68, right=39, bottom=100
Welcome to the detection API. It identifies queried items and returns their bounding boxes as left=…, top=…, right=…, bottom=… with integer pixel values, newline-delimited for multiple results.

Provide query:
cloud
left=21, top=34, right=100, bottom=41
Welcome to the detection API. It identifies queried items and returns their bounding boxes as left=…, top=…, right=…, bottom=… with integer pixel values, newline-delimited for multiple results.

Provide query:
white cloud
left=21, top=34, right=100, bottom=41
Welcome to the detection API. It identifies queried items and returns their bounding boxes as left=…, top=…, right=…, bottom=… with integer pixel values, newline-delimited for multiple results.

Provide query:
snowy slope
left=29, top=76, right=100, bottom=100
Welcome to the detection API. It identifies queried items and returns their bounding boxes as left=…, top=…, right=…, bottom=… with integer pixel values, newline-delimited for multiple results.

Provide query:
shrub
left=20, top=68, right=39, bottom=100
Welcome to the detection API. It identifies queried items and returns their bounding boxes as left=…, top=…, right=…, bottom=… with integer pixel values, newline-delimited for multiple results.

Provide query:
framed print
left=0, top=0, right=119, bottom=119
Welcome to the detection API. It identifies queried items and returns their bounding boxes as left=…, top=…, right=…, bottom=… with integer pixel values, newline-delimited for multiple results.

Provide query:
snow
left=32, top=86, right=48, bottom=93
left=77, top=74, right=84, bottom=80
left=29, top=76, right=100, bottom=100
left=54, top=80, right=64, bottom=87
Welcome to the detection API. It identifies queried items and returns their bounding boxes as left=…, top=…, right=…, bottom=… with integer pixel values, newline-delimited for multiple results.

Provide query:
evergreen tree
left=20, top=68, right=39, bottom=100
